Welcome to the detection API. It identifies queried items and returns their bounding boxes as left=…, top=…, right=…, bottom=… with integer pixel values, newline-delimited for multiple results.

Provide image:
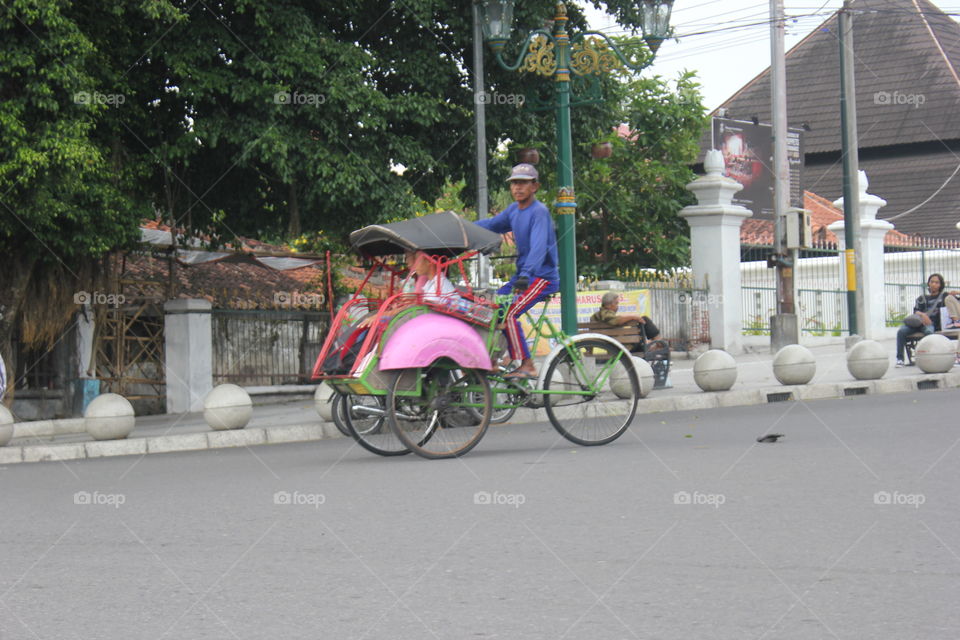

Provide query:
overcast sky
left=583, top=0, right=960, bottom=110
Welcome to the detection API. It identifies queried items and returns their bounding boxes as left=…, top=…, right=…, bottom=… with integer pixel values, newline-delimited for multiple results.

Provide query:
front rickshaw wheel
left=387, top=361, right=492, bottom=459
left=543, top=338, right=639, bottom=446
left=342, top=393, right=410, bottom=457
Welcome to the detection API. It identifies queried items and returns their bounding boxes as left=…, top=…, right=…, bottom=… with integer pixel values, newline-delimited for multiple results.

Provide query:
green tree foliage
left=0, top=0, right=705, bottom=391
left=0, top=0, right=148, bottom=384
left=574, top=72, right=707, bottom=277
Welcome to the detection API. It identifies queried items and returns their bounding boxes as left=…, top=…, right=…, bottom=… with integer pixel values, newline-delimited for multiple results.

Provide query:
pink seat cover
left=379, top=313, right=492, bottom=371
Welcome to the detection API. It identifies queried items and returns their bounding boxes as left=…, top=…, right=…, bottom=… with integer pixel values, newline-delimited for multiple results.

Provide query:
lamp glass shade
left=479, top=0, right=515, bottom=43
left=639, top=0, right=674, bottom=52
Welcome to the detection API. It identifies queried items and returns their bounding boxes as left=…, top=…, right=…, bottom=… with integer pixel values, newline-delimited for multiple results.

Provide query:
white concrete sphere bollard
left=772, top=344, right=816, bottom=385
left=84, top=393, right=136, bottom=440
left=314, top=383, right=335, bottom=422
left=609, top=356, right=651, bottom=399
left=203, top=384, right=253, bottom=430
left=693, top=350, right=737, bottom=392
left=0, top=405, right=13, bottom=447
left=915, top=334, right=955, bottom=373
left=632, top=357, right=656, bottom=398
left=846, top=339, right=889, bottom=380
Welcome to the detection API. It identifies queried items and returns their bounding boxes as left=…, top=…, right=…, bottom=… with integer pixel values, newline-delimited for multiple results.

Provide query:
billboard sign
left=712, top=117, right=804, bottom=220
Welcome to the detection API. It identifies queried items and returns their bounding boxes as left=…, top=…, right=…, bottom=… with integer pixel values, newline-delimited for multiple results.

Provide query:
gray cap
left=506, top=163, right=538, bottom=182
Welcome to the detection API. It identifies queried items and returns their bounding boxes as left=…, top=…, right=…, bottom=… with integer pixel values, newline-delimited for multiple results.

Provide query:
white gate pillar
left=828, top=171, right=892, bottom=340
left=679, top=150, right=753, bottom=352
left=164, top=299, right=213, bottom=413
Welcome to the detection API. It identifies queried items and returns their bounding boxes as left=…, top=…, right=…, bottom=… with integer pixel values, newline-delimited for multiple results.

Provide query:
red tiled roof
left=740, top=191, right=917, bottom=246
left=123, top=254, right=327, bottom=310
left=129, top=220, right=329, bottom=309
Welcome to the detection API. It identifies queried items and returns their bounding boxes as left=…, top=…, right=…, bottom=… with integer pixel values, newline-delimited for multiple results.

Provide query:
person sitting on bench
left=591, top=292, right=660, bottom=350
left=896, top=273, right=947, bottom=367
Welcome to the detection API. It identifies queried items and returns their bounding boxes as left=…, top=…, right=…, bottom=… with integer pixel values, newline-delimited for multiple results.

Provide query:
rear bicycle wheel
left=543, top=338, right=638, bottom=446
left=468, top=386, right=518, bottom=424
left=343, top=394, right=410, bottom=457
left=387, top=362, right=492, bottom=459
left=488, top=389, right=520, bottom=424
left=489, top=402, right=518, bottom=424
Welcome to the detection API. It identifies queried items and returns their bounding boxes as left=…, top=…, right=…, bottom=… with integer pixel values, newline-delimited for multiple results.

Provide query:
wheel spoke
left=388, top=362, right=491, bottom=459
left=543, top=339, right=638, bottom=446
left=344, top=394, right=409, bottom=456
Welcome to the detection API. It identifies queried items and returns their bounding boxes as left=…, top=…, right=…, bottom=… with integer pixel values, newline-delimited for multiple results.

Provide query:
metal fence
left=603, top=273, right=711, bottom=349
left=741, top=243, right=849, bottom=336
left=739, top=237, right=960, bottom=334
left=212, top=309, right=329, bottom=386
left=646, top=285, right=711, bottom=349
left=884, top=238, right=960, bottom=324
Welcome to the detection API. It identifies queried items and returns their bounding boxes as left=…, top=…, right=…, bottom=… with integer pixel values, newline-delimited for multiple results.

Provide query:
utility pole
left=769, top=0, right=798, bottom=350
left=839, top=0, right=864, bottom=337
left=472, top=1, right=490, bottom=290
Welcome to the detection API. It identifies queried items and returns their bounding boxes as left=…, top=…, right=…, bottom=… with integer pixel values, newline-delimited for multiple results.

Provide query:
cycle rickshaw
left=312, top=211, right=640, bottom=459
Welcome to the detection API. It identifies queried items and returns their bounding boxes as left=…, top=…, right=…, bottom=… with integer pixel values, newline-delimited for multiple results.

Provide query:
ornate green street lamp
left=478, top=0, right=674, bottom=334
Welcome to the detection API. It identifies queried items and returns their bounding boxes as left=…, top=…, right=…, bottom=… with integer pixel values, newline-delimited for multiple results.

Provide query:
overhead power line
left=590, top=5, right=960, bottom=41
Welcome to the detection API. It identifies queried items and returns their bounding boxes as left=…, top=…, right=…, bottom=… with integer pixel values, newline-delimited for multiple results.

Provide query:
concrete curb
left=0, top=424, right=329, bottom=466
left=2, top=370, right=959, bottom=466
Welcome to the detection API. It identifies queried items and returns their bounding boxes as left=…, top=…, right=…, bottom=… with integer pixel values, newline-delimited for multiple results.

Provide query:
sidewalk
left=2, top=336, right=957, bottom=466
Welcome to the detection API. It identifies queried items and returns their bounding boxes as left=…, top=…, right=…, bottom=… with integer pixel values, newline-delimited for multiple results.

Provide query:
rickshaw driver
left=475, top=163, right=560, bottom=379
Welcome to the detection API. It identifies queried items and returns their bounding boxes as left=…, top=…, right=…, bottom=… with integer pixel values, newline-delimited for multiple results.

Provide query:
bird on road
left=756, top=433, right=785, bottom=443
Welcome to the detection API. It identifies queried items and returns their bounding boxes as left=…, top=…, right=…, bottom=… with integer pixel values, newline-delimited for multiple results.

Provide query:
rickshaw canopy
left=349, top=211, right=502, bottom=258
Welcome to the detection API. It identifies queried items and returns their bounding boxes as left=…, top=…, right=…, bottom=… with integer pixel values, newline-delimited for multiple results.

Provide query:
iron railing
left=884, top=238, right=960, bottom=324
left=741, top=243, right=849, bottom=335
left=591, top=274, right=711, bottom=350
left=212, top=309, right=329, bottom=387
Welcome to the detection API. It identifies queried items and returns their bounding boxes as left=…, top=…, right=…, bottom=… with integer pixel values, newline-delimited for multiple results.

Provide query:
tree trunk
left=164, top=167, right=179, bottom=298
left=0, top=254, right=37, bottom=406
left=287, top=181, right=301, bottom=239
left=601, top=206, right=610, bottom=264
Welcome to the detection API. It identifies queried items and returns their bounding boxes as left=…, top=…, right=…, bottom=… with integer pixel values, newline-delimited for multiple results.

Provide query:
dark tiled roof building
left=706, top=0, right=960, bottom=238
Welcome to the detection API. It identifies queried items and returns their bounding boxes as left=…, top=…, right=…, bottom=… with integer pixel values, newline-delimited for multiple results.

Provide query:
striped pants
left=498, top=277, right=559, bottom=361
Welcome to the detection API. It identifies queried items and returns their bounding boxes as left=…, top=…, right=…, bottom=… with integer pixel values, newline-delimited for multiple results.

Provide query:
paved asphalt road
left=2, top=389, right=959, bottom=640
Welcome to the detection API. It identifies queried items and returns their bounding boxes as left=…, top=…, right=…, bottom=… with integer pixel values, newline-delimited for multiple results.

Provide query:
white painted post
left=74, top=305, right=99, bottom=414
left=164, top=299, right=213, bottom=413
left=679, top=150, right=754, bottom=352
left=828, top=171, right=891, bottom=340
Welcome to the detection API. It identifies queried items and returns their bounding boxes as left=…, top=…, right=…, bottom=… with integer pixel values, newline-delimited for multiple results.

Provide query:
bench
left=577, top=321, right=647, bottom=351
left=577, top=321, right=671, bottom=388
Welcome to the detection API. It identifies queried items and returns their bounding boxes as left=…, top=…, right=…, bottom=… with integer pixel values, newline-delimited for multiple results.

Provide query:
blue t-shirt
left=476, top=199, right=560, bottom=283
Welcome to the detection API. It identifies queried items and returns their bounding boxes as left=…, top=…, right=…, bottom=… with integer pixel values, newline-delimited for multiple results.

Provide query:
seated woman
left=591, top=292, right=661, bottom=346
left=325, top=251, right=458, bottom=376
left=896, top=273, right=947, bottom=366
left=411, top=251, right=456, bottom=302
left=361, top=251, right=455, bottom=328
